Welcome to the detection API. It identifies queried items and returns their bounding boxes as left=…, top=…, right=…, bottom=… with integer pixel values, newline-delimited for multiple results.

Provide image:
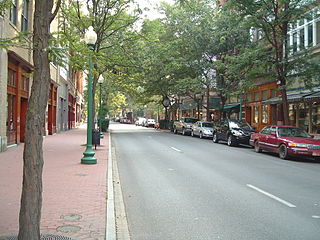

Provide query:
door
left=6, top=94, right=17, bottom=145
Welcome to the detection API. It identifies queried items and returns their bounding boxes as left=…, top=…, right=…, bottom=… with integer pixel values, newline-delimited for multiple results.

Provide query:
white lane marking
left=247, top=184, right=296, bottom=208
left=312, top=215, right=320, bottom=219
left=168, top=168, right=175, bottom=171
left=170, top=147, right=182, bottom=152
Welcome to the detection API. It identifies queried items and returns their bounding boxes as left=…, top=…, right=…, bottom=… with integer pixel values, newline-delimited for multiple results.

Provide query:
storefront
left=6, top=53, right=32, bottom=145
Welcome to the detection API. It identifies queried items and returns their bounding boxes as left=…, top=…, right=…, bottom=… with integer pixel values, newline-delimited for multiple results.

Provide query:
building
left=0, top=1, right=84, bottom=152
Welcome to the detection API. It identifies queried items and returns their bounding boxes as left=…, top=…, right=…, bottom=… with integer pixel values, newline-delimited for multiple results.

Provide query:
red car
left=250, top=125, right=320, bottom=160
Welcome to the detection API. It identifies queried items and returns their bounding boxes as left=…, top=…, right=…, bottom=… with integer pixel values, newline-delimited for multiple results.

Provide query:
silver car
left=191, top=121, right=214, bottom=139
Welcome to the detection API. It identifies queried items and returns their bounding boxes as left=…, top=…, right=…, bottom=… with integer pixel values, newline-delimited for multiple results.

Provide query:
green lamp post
left=81, top=26, right=97, bottom=164
left=98, top=75, right=104, bottom=139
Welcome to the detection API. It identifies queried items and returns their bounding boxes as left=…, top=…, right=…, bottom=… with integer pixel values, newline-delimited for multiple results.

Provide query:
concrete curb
left=106, top=133, right=116, bottom=240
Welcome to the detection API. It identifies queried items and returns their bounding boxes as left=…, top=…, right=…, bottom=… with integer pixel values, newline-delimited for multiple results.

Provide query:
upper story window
left=288, top=7, right=320, bottom=54
left=21, top=0, right=29, bottom=31
left=8, top=68, right=16, bottom=87
left=9, top=0, right=18, bottom=26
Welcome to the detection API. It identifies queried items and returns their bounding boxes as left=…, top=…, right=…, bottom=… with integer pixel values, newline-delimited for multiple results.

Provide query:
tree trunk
left=18, top=1, right=56, bottom=239
left=280, top=87, right=290, bottom=125
left=206, top=88, right=210, bottom=121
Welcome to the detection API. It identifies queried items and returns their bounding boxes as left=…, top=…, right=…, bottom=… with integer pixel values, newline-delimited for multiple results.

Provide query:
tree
left=228, top=0, right=320, bottom=124
left=59, top=0, right=141, bottom=125
left=18, top=0, right=61, bottom=239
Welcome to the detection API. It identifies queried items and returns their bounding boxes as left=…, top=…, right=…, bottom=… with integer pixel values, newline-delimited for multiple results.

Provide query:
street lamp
left=81, top=26, right=97, bottom=164
left=98, top=75, right=104, bottom=139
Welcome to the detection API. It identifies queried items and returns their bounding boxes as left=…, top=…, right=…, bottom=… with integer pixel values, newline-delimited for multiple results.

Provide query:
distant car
left=191, top=121, right=214, bottom=139
left=250, top=125, right=320, bottom=160
left=213, top=119, right=255, bottom=146
left=145, top=119, right=155, bottom=127
left=137, top=117, right=147, bottom=126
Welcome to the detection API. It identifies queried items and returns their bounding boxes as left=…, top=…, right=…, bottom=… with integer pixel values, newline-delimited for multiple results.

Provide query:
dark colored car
left=250, top=125, right=320, bottom=160
left=213, top=119, right=255, bottom=146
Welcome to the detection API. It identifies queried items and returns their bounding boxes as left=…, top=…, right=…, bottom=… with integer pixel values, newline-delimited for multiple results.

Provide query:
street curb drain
left=0, top=234, right=79, bottom=240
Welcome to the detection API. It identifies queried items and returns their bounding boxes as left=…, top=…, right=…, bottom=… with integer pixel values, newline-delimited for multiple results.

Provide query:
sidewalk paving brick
left=0, top=125, right=108, bottom=240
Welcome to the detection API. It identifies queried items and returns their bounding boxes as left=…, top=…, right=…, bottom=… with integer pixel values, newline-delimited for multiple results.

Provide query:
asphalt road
left=110, top=123, right=320, bottom=240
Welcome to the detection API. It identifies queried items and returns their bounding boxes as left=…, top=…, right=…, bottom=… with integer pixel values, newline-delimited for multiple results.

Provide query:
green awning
left=223, top=103, right=240, bottom=110
left=262, top=91, right=314, bottom=104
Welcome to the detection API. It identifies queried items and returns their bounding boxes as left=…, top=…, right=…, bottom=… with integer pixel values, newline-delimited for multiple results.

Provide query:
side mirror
left=310, top=134, right=315, bottom=138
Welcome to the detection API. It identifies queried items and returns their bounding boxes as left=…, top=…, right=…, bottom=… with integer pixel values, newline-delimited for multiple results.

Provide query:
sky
left=136, top=0, right=175, bottom=19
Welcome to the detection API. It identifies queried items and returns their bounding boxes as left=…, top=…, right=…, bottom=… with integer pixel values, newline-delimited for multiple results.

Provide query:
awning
left=304, top=91, right=320, bottom=101
left=262, top=91, right=312, bottom=104
left=218, top=103, right=240, bottom=111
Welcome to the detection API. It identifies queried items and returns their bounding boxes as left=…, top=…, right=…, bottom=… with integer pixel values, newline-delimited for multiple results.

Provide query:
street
left=110, top=123, right=320, bottom=240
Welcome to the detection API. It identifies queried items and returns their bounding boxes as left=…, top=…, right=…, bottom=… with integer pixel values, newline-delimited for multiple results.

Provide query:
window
left=262, top=90, right=268, bottom=100
left=8, top=69, right=16, bottom=87
left=21, top=0, right=29, bottom=31
left=261, top=126, right=270, bottom=135
left=308, top=24, right=313, bottom=46
left=21, top=75, right=29, bottom=91
left=293, top=31, right=298, bottom=52
left=299, top=28, right=305, bottom=49
left=253, top=106, right=259, bottom=123
left=254, top=92, right=259, bottom=101
left=262, top=105, right=269, bottom=123
left=317, top=21, right=320, bottom=44
left=270, top=89, right=276, bottom=98
left=9, top=0, right=18, bottom=26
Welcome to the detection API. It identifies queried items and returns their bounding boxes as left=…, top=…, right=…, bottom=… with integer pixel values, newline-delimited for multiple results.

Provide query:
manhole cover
left=0, top=234, right=78, bottom=240
left=61, top=214, right=82, bottom=221
left=56, top=225, right=81, bottom=233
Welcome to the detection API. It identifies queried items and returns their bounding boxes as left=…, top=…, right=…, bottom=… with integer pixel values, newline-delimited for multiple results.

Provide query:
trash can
left=92, top=129, right=100, bottom=149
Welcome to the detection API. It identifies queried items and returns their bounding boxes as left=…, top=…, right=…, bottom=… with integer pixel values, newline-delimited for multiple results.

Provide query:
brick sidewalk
left=0, top=125, right=108, bottom=240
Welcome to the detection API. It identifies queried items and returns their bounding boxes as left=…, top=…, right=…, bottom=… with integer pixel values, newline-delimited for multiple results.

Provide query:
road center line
left=247, top=184, right=296, bottom=208
left=170, top=147, right=182, bottom=152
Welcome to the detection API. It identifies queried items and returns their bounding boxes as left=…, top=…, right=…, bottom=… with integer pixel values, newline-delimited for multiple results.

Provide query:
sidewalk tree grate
left=61, top=214, right=82, bottom=221
left=0, top=234, right=79, bottom=240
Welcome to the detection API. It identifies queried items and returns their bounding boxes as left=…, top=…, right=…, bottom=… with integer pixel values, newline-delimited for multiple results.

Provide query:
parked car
left=145, top=119, right=155, bottom=127
left=213, top=119, right=255, bottom=146
left=250, top=125, right=320, bottom=160
left=173, top=117, right=198, bottom=135
left=191, top=121, right=214, bottom=139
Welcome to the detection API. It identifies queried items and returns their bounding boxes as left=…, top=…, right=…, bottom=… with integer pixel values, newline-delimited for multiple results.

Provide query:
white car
left=146, top=119, right=155, bottom=127
left=137, top=117, right=147, bottom=126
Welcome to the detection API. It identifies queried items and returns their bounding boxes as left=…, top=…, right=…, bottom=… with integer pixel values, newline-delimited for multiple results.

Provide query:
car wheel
left=199, top=132, right=203, bottom=139
left=227, top=135, right=237, bottom=147
left=213, top=133, right=218, bottom=143
left=279, top=144, right=289, bottom=159
left=254, top=141, right=262, bottom=153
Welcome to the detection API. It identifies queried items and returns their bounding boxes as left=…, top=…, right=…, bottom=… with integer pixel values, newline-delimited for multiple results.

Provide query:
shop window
left=21, top=0, right=29, bottom=31
left=9, top=0, right=18, bottom=26
left=312, top=104, right=320, bottom=133
left=8, top=69, right=16, bottom=87
left=262, top=105, right=269, bottom=123
left=289, top=104, right=296, bottom=126
left=253, top=106, right=259, bottom=123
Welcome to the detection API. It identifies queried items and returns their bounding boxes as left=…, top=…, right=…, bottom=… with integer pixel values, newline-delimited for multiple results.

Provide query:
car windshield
left=278, top=127, right=311, bottom=138
left=202, top=122, right=213, bottom=128
left=229, top=121, right=252, bottom=130
left=185, top=118, right=198, bottom=123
